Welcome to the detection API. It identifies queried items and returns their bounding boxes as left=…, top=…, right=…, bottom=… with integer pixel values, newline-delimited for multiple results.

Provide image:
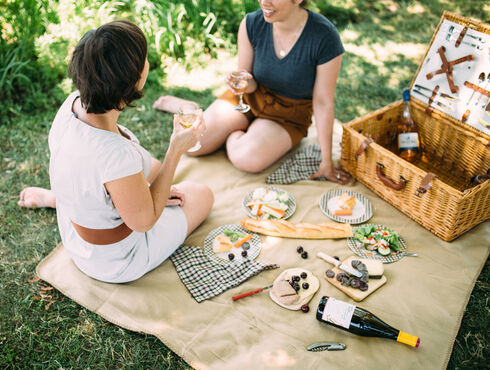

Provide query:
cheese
left=213, top=234, right=234, bottom=253
left=358, top=258, right=384, bottom=278
left=337, top=193, right=356, bottom=209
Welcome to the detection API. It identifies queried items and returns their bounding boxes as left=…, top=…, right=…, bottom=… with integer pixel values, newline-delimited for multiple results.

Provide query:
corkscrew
left=306, top=342, right=346, bottom=351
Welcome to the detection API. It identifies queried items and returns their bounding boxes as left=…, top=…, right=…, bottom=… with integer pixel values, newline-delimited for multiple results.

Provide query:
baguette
left=240, top=218, right=353, bottom=239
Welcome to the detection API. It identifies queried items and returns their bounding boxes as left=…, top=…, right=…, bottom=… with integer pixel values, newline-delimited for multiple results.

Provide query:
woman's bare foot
left=18, top=187, right=56, bottom=208
left=153, top=96, right=198, bottom=114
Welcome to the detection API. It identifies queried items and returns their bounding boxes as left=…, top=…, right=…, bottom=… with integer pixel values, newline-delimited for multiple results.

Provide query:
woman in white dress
left=18, top=20, right=214, bottom=283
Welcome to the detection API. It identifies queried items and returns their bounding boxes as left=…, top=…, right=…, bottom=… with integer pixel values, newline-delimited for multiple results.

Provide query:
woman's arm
left=105, top=114, right=203, bottom=232
left=310, top=55, right=351, bottom=184
left=235, top=17, right=257, bottom=94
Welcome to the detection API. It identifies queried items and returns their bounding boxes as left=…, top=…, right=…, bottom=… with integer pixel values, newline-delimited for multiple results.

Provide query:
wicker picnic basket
left=340, top=12, right=490, bottom=242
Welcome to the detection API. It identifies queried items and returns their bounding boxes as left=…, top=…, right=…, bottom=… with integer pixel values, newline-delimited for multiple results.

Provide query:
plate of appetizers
left=319, top=189, right=373, bottom=224
left=269, top=268, right=319, bottom=311
left=347, top=224, right=407, bottom=263
left=243, top=187, right=296, bottom=220
left=204, top=224, right=261, bottom=264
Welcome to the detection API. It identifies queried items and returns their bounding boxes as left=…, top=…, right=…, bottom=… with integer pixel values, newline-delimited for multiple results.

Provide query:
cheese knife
left=317, top=252, right=363, bottom=278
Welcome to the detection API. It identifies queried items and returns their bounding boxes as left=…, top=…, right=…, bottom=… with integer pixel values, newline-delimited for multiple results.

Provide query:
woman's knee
left=227, top=147, right=268, bottom=173
left=178, top=181, right=214, bottom=210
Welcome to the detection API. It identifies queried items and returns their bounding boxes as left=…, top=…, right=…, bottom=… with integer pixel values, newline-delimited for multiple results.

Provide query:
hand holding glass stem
left=176, top=102, right=203, bottom=152
left=227, top=70, right=252, bottom=113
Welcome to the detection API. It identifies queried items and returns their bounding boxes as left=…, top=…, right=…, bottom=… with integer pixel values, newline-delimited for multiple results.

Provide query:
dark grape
left=333, top=256, right=340, bottom=261
left=292, top=275, right=300, bottom=282
left=301, top=304, right=310, bottom=313
left=293, top=283, right=300, bottom=291
left=241, top=250, right=248, bottom=257
left=301, top=251, right=308, bottom=259
left=296, top=246, right=304, bottom=253
left=326, top=269, right=335, bottom=278
left=300, top=272, right=307, bottom=279
left=302, top=282, right=309, bottom=290
left=228, top=253, right=235, bottom=261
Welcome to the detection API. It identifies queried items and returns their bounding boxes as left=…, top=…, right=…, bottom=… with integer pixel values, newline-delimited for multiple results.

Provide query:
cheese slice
left=338, top=193, right=356, bottom=209
left=213, top=234, right=234, bottom=253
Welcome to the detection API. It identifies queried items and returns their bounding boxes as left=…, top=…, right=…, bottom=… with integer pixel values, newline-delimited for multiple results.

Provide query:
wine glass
left=177, top=102, right=201, bottom=152
left=229, top=70, right=250, bottom=113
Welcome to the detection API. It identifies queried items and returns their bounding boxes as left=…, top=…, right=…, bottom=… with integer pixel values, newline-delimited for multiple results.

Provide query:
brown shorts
left=219, top=84, right=313, bottom=147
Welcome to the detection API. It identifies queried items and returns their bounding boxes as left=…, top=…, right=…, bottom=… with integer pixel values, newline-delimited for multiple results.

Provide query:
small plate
left=319, top=190, right=373, bottom=224
left=242, top=187, right=296, bottom=220
left=204, top=224, right=261, bottom=264
left=347, top=224, right=407, bottom=263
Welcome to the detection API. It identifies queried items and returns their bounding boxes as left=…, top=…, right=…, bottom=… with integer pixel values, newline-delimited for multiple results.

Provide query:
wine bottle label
left=398, top=133, right=419, bottom=150
left=321, top=297, right=355, bottom=329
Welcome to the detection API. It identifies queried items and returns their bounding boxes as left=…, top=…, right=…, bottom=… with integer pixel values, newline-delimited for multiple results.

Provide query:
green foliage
left=1, top=0, right=260, bottom=125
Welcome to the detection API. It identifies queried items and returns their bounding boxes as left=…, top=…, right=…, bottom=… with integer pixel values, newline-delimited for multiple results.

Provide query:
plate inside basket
left=204, top=224, right=261, bottom=264
left=319, top=189, right=373, bottom=224
left=242, top=187, right=296, bottom=220
left=347, top=224, right=407, bottom=263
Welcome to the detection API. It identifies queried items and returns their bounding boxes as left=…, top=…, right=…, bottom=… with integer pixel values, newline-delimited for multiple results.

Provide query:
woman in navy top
left=154, top=0, right=350, bottom=184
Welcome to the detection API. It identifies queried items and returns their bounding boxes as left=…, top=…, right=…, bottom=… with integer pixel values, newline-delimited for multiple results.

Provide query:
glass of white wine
left=177, top=102, right=201, bottom=152
left=229, top=70, right=250, bottom=113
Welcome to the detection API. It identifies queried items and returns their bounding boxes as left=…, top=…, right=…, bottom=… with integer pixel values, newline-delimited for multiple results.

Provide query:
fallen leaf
left=28, top=277, right=40, bottom=284
left=40, top=286, right=53, bottom=291
left=32, top=296, right=41, bottom=300
left=45, top=300, right=55, bottom=310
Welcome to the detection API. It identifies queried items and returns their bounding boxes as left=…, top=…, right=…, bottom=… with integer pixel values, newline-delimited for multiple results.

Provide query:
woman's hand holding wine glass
left=171, top=103, right=205, bottom=154
left=226, top=70, right=252, bottom=113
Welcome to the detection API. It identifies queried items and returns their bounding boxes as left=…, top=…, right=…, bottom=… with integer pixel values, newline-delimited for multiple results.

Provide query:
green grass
left=1, top=0, right=489, bottom=368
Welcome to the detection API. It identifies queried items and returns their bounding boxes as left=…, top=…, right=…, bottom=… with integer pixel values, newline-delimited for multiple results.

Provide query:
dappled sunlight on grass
left=164, top=49, right=237, bottom=93
left=407, top=4, right=426, bottom=14
left=344, top=42, right=426, bottom=66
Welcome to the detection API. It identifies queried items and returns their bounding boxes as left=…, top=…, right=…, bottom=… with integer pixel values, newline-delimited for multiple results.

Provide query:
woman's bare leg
left=153, top=96, right=196, bottom=114
left=226, top=118, right=293, bottom=173
left=153, top=96, right=249, bottom=156
left=187, top=99, right=249, bottom=156
left=173, top=181, right=214, bottom=235
left=18, top=187, right=56, bottom=208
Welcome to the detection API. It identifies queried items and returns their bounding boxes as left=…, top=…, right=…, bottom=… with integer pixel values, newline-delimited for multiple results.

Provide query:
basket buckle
left=415, top=173, right=438, bottom=198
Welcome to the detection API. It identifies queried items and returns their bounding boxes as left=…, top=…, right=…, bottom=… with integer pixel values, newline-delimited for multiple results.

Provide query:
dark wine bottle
left=316, top=296, right=420, bottom=348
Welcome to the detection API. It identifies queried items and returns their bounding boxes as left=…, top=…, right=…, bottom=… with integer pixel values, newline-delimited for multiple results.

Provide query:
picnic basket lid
left=408, top=11, right=490, bottom=139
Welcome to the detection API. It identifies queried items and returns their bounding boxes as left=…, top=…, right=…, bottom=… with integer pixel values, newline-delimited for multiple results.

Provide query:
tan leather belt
left=71, top=221, right=133, bottom=245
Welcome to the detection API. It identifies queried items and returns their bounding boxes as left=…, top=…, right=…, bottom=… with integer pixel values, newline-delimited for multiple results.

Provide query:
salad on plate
left=354, top=225, right=402, bottom=256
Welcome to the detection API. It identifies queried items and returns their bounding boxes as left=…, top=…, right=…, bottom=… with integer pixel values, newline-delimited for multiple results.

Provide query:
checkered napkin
left=170, top=246, right=279, bottom=303
left=266, top=144, right=326, bottom=184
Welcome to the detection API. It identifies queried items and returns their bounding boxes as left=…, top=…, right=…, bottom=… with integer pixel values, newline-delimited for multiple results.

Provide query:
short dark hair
left=299, top=0, right=308, bottom=8
left=68, top=20, right=148, bottom=114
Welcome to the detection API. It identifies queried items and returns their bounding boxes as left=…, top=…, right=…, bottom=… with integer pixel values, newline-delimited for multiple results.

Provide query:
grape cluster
left=326, top=260, right=369, bottom=292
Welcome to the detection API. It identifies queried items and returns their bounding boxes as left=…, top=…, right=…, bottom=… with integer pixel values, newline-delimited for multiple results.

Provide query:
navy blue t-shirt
left=246, top=9, right=344, bottom=100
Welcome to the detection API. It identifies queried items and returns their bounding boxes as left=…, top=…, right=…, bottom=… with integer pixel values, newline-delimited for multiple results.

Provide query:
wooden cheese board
left=324, top=256, right=387, bottom=301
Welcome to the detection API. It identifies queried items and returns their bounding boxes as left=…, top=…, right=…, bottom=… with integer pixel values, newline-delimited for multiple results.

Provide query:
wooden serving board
left=324, top=256, right=386, bottom=301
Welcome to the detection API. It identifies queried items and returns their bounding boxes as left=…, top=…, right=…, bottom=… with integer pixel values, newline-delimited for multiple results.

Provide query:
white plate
left=242, top=187, right=296, bottom=220
left=347, top=224, right=407, bottom=263
left=269, top=268, right=319, bottom=310
left=204, top=224, right=261, bottom=264
left=319, top=189, right=373, bottom=224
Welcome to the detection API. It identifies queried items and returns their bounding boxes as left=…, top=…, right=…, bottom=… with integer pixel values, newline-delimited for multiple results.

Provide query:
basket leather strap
left=415, top=173, right=438, bottom=197
left=376, top=162, right=407, bottom=190
left=455, top=27, right=467, bottom=48
left=355, top=138, right=374, bottom=160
